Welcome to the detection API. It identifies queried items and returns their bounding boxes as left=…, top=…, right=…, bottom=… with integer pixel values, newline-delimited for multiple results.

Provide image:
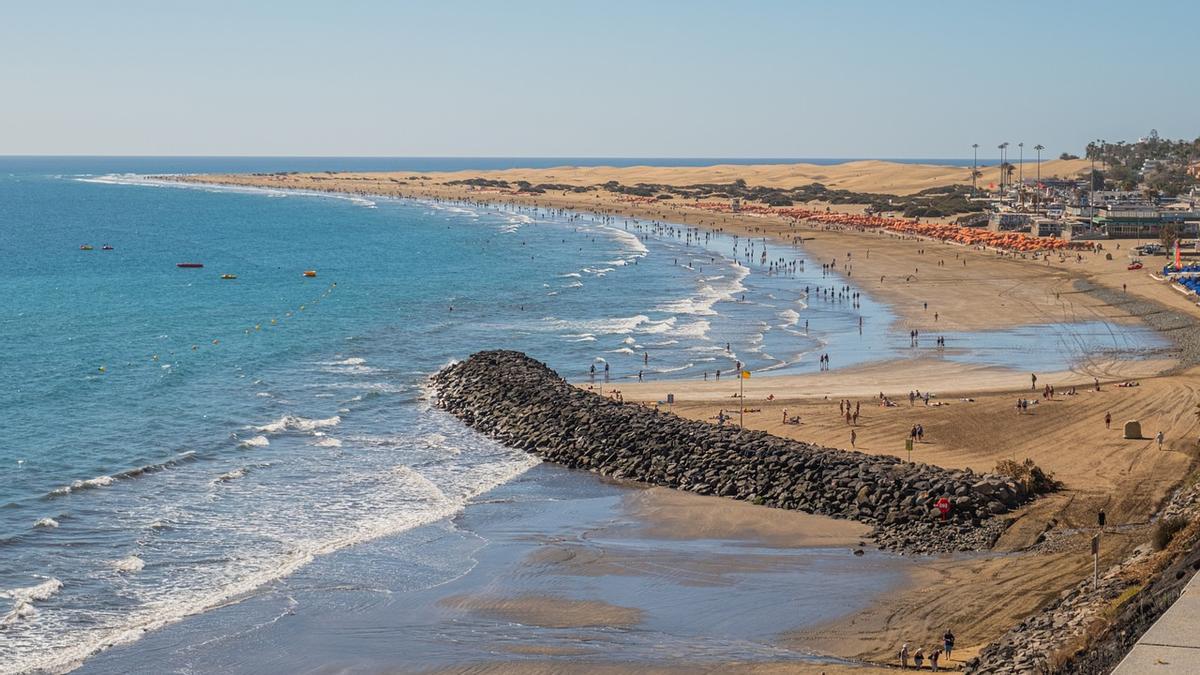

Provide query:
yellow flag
left=741, top=370, right=751, bottom=379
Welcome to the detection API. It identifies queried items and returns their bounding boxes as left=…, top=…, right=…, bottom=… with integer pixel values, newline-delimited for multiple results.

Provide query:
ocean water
left=0, top=158, right=1162, bottom=673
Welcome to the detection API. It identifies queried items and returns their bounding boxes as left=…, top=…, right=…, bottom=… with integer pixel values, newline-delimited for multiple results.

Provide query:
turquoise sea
left=0, top=158, right=1165, bottom=673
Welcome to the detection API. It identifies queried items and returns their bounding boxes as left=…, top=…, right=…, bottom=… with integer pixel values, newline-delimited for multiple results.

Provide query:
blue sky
left=1, top=0, right=1195, bottom=157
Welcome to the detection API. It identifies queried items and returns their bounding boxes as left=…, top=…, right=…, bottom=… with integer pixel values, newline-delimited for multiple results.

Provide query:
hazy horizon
left=2, top=1, right=1196, bottom=157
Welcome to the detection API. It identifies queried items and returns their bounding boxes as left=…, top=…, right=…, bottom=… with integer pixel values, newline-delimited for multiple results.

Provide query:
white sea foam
left=255, top=415, right=341, bottom=434
left=544, top=314, right=650, bottom=335
left=600, top=225, right=649, bottom=257
left=637, top=317, right=677, bottom=334
left=608, top=347, right=637, bottom=355
left=51, top=474, right=115, bottom=496
left=656, top=261, right=749, bottom=317
left=778, top=309, right=801, bottom=328
left=1, top=578, right=63, bottom=603
left=312, top=436, right=343, bottom=448
left=34, top=517, right=59, bottom=528
left=330, top=357, right=366, bottom=366
left=1, top=577, right=63, bottom=627
left=215, top=467, right=248, bottom=482
left=674, top=320, right=712, bottom=339
left=239, top=435, right=270, bottom=448
left=112, top=556, right=146, bottom=573
left=499, top=213, right=534, bottom=233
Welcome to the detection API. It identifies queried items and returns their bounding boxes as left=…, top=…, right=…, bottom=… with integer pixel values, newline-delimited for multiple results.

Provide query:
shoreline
left=78, top=463, right=916, bottom=675
left=158, top=167, right=1200, bottom=671
left=158, top=171, right=1192, bottom=390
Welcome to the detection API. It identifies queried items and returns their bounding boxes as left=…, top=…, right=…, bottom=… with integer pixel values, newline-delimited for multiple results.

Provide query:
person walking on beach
left=1031, top=373, right=1038, bottom=391
left=850, top=428, right=857, bottom=447
left=929, top=646, right=942, bottom=671
left=590, top=363, right=595, bottom=382
left=898, top=643, right=910, bottom=669
left=912, top=646, right=924, bottom=669
left=637, top=370, right=643, bottom=381
left=1157, top=430, right=1165, bottom=449
left=943, top=629, right=955, bottom=659
left=1105, top=412, right=1112, bottom=429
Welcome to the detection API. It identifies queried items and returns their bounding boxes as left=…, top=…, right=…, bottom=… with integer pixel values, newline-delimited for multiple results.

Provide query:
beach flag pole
left=739, top=370, right=750, bottom=427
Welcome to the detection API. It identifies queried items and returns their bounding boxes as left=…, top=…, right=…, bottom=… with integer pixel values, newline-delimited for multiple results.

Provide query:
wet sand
left=77, top=464, right=915, bottom=674
left=166, top=161, right=1200, bottom=670
left=439, top=595, right=644, bottom=629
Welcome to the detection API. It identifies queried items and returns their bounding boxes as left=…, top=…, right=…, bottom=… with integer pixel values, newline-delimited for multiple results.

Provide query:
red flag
left=1176, top=239, right=1183, bottom=269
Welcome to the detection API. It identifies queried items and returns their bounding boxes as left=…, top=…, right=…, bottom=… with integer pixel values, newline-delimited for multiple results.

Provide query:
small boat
left=80, top=244, right=94, bottom=251
left=101, top=245, right=114, bottom=251
left=176, top=262, right=204, bottom=268
left=303, top=270, right=317, bottom=277
left=220, top=274, right=238, bottom=280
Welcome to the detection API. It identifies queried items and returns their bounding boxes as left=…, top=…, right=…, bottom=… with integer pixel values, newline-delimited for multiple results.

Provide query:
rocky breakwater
left=432, top=351, right=1037, bottom=553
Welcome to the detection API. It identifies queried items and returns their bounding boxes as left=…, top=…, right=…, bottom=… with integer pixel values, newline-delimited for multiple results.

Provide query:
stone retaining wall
left=433, top=350, right=1037, bottom=553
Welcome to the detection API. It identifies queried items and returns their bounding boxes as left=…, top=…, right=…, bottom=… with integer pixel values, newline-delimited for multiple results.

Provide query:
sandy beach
left=167, top=160, right=1200, bottom=671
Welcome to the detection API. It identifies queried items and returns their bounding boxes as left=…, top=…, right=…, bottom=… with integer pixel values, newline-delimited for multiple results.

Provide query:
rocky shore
left=432, top=350, right=1041, bottom=554
left=966, top=477, right=1200, bottom=674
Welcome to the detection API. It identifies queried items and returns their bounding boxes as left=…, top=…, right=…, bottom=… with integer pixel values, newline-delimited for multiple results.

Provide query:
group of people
left=909, top=423, right=926, bottom=442
left=838, top=399, right=861, bottom=425
left=908, top=390, right=933, bottom=406
left=898, top=629, right=954, bottom=670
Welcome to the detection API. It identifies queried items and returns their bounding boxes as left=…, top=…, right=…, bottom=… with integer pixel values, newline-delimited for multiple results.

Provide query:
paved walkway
left=1114, top=572, right=1200, bottom=674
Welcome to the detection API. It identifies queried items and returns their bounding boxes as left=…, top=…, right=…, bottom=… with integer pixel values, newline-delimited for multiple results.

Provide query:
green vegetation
left=449, top=175, right=992, bottom=217
left=1084, top=131, right=1200, bottom=195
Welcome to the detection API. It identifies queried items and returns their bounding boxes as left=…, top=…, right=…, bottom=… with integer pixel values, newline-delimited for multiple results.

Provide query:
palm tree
left=1018, top=142, right=1025, bottom=195
left=1034, top=144, right=1044, bottom=213
left=972, top=143, right=979, bottom=195
left=999, top=142, right=1009, bottom=194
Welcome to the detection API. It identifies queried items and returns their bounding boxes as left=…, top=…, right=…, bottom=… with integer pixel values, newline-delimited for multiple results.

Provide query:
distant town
left=955, top=131, right=1200, bottom=248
